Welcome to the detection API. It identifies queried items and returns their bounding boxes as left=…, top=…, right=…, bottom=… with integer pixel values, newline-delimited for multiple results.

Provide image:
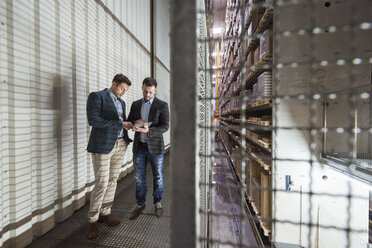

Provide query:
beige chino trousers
left=88, top=138, right=128, bottom=223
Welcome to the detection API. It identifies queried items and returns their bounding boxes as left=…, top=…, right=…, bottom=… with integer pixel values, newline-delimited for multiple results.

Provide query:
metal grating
left=27, top=153, right=171, bottom=248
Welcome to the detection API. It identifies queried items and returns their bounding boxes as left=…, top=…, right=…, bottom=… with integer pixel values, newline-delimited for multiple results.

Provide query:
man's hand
left=135, top=119, right=146, bottom=125
left=122, top=121, right=133, bottom=130
left=132, top=125, right=149, bottom=133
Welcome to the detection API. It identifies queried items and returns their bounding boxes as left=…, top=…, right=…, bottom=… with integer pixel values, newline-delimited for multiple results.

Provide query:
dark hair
left=112, top=74, right=131, bottom=86
left=142, top=77, right=157, bottom=88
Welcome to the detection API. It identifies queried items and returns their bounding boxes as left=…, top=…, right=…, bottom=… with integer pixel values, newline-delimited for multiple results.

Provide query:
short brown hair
left=113, top=74, right=131, bottom=86
left=142, top=77, right=157, bottom=88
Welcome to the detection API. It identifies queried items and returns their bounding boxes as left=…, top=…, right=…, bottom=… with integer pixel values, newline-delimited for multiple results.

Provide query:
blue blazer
left=86, top=88, right=131, bottom=154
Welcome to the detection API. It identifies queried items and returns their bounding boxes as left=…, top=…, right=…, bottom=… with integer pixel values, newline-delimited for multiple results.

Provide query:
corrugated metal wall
left=155, top=0, right=170, bottom=70
left=197, top=0, right=211, bottom=245
left=102, top=0, right=151, bottom=51
left=154, top=0, right=171, bottom=147
left=155, top=62, right=171, bottom=147
left=0, top=0, right=170, bottom=247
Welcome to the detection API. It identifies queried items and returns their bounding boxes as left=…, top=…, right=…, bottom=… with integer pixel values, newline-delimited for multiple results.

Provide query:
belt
left=138, top=142, right=148, bottom=146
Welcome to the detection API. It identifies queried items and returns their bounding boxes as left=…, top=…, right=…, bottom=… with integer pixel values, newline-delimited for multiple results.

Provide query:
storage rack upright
left=217, top=0, right=273, bottom=238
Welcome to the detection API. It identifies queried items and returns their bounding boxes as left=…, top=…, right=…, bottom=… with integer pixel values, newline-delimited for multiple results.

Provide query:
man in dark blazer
left=127, top=77, right=169, bottom=220
left=85, top=74, right=133, bottom=239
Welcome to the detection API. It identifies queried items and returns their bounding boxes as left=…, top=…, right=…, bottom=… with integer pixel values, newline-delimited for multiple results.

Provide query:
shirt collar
left=108, top=88, right=119, bottom=102
left=142, top=97, right=154, bottom=105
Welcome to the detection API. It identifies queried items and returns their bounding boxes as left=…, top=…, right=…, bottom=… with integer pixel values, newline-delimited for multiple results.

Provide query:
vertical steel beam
left=170, top=0, right=197, bottom=247
left=150, top=0, right=155, bottom=77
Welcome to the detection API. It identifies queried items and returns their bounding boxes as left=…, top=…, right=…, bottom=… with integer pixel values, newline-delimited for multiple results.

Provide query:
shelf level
left=234, top=54, right=272, bottom=94
left=235, top=130, right=272, bottom=153
left=220, top=118, right=272, bottom=131
left=219, top=8, right=273, bottom=103
left=220, top=128, right=271, bottom=171
left=220, top=99, right=272, bottom=116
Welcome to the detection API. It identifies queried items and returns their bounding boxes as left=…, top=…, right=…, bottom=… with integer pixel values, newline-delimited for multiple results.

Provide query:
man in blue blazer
left=127, top=77, right=169, bottom=220
left=85, top=74, right=133, bottom=239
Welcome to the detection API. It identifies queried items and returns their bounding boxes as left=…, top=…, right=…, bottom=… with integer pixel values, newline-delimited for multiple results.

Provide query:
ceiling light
left=212, top=27, right=223, bottom=34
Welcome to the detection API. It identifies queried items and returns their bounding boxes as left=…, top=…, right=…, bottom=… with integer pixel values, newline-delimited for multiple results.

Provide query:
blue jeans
left=133, top=143, right=164, bottom=207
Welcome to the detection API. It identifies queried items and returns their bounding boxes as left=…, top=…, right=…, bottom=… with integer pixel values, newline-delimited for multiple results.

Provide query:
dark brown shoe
left=129, top=205, right=145, bottom=220
left=85, top=222, right=98, bottom=239
left=98, top=214, right=121, bottom=226
left=155, top=203, right=163, bottom=218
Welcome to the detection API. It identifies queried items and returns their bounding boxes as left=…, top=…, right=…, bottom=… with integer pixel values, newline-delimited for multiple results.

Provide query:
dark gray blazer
left=128, top=97, right=169, bottom=155
left=86, top=88, right=131, bottom=154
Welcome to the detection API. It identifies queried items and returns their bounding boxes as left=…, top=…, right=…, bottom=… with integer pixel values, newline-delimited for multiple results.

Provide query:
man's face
left=111, top=82, right=129, bottom=98
left=142, top=85, right=157, bottom=102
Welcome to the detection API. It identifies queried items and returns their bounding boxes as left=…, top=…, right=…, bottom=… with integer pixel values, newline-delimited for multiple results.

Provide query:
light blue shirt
left=140, top=97, right=154, bottom=143
left=108, top=89, right=124, bottom=138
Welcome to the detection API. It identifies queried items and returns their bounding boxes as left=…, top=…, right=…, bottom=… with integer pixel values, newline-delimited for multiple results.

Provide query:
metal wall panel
left=103, top=0, right=151, bottom=51
left=155, top=0, right=170, bottom=70
left=155, top=61, right=170, bottom=147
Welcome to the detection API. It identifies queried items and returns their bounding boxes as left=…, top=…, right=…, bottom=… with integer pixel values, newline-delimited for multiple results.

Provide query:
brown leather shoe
left=129, top=205, right=145, bottom=220
left=155, top=203, right=163, bottom=218
left=98, top=214, right=121, bottom=226
left=86, top=222, right=98, bottom=239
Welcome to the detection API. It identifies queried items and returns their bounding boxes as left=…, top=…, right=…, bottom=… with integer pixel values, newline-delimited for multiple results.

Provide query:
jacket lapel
left=105, top=89, right=119, bottom=117
left=120, top=100, right=126, bottom=120
left=148, top=97, right=159, bottom=121
left=135, top=100, right=141, bottom=120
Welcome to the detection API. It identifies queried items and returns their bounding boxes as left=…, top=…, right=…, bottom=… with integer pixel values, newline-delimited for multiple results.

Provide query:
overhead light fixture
left=212, top=74, right=217, bottom=78
left=211, top=52, right=217, bottom=57
left=212, top=27, right=223, bottom=35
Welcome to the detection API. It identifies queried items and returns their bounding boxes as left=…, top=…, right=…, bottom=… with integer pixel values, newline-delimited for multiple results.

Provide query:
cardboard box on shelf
left=229, top=53, right=235, bottom=66
left=236, top=8, right=241, bottom=22
left=251, top=7, right=265, bottom=34
left=236, top=73, right=241, bottom=83
left=236, top=52, right=244, bottom=68
left=260, top=29, right=273, bottom=59
left=243, top=38, right=249, bottom=56
left=244, top=52, right=254, bottom=78
left=234, top=40, right=240, bottom=56
left=244, top=23, right=253, bottom=54
left=264, top=0, right=273, bottom=8
left=252, top=82, right=258, bottom=103
left=253, top=45, right=260, bottom=65
left=226, top=101, right=231, bottom=112
left=228, top=71, right=233, bottom=83
left=261, top=115, right=271, bottom=121
left=248, top=50, right=255, bottom=65
left=257, top=71, right=272, bottom=99
left=244, top=4, right=251, bottom=25
left=223, top=71, right=229, bottom=80
left=250, top=131, right=259, bottom=141
left=229, top=83, right=234, bottom=95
